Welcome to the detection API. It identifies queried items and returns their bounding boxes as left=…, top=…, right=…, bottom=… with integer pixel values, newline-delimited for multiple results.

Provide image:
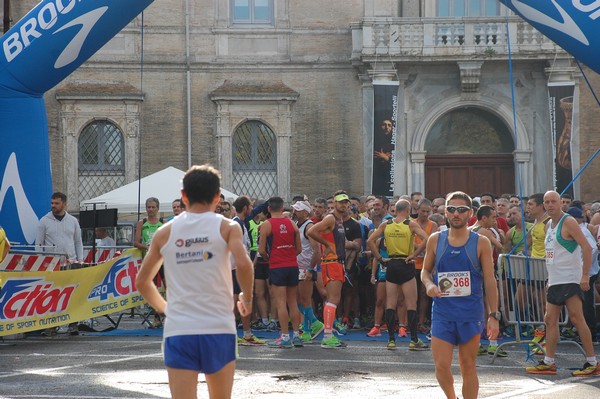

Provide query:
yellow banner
left=0, top=249, right=147, bottom=336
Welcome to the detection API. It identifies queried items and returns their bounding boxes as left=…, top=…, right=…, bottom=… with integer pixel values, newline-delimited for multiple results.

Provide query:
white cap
left=292, top=201, right=312, bottom=213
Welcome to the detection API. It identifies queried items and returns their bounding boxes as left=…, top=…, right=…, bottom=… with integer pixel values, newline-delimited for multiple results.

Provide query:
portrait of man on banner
left=372, top=82, right=399, bottom=197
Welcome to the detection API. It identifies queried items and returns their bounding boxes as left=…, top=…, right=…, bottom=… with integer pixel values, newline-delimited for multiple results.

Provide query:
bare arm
left=135, top=224, right=170, bottom=314
left=479, top=235, right=499, bottom=340
left=421, top=232, right=440, bottom=297
left=223, top=220, right=254, bottom=316
left=308, top=235, right=321, bottom=269
left=307, top=215, right=335, bottom=256
left=367, top=222, right=387, bottom=261
left=293, top=223, right=302, bottom=255
left=564, top=217, right=593, bottom=291
left=476, top=227, right=503, bottom=250
left=133, top=220, right=147, bottom=251
left=257, top=221, right=271, bottom=260
left=407, top=221, right=429, bottom=261
left=502, top=228, right=513, bottom=253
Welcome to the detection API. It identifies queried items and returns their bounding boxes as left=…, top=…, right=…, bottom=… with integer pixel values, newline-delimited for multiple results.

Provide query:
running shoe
left=266, top=320, right=280, bottom=332
left=268, top=337, right=293, bottom=349
left=353, top=318, right=362, bottom=330
left=311, top=320, right=325, bottom=339
left=531, top=342, right=546, bottom=355
left=334, top=320, right=348, bottom=335
left=571, top=362, right=600, bottom=377
left=477, top=345, right=487, bottom=355
left=238, top=334, right=266, bottom=346
left=561, top=327, right=577, bottom=339
left=300, top=331, right=313, bottom=343
left=148, top=319, right=163, bottom=329
left=380, top=323, right=388, bottom=332
left=529, top=328, right=546, bottom=350
left=366, top=325, right=382, bottom=337
left=418, top=324, right=430, bottom=334
left=321, top=335, right=348, bottom=349
left=292, top=336, right=304, bottom=348
left=398, top=326, right=408, bottom=338
left=487, top=344, right=508, bottom=357
left=525, top=360, right=556, bottom=375
left=521, top=325, right=535, bottom=338
left=503, top=326, right=515, bottom=338
left=68, top=324, right=79, bottom=336
left=408, top=339, right=429, bottom=351
left=426, top=332, right=432, bottom=341
left=252, top=320, right=270, bottom=331
left=387, top=340, right=397, bottom=350
left=41, top=328, right=58, bottom=337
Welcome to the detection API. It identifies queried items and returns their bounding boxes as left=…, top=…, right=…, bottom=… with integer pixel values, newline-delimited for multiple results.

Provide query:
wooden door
left=425, top=154, right=515, bottom=199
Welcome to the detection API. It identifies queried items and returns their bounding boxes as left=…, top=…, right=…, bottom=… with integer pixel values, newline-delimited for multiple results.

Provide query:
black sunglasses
left=446, top=206, right=471, bottom=214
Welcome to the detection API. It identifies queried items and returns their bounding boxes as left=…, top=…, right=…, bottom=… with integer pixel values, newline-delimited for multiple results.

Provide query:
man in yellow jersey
left=367, top=199, right=429, bottom=351
left=526, top=193, right=550, bottom=258
left=525, top=192, right=550, bottom=343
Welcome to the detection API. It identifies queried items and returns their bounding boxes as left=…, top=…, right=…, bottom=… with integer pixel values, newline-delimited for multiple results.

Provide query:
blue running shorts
left=163, top=334, right=236, bottom=374
left=431, top=320, right=482, bottom=346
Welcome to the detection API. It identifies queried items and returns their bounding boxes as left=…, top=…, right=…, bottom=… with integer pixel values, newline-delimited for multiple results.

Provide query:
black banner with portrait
left=548, top=84, right=575, bottom=196
left=372, top=82, right=399, bottom=197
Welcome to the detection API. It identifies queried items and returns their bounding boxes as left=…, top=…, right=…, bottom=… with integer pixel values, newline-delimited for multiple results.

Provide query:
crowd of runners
left=135, top=165, right=600, bottom=399
left=213, top=191, right=599, bottom=356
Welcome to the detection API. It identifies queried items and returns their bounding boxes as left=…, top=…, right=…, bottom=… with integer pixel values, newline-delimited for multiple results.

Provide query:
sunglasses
left=446, top=206, right=471, bottom=214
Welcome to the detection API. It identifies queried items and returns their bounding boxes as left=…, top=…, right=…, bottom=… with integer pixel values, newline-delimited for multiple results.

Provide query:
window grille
left=78, top=120, right=125, bottom=203
left=232, top=121, right=277, bottom=199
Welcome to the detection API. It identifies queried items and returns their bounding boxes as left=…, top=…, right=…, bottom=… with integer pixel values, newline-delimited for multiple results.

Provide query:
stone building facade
left=3, top=0, right=600, bottom=213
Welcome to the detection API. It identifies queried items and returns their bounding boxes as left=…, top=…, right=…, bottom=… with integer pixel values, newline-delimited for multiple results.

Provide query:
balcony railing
left=351, top=16, right=565, bottom=61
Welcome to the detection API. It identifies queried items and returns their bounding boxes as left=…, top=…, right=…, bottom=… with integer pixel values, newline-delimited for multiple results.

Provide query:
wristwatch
left=488, top=311, right=501, bottom=321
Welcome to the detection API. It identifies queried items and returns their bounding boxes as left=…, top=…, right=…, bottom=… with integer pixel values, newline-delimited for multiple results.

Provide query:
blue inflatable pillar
left=0, top=0, right=153, bottom=245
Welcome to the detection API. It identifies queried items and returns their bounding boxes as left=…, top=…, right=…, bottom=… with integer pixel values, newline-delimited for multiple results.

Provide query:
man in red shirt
left=258, top=197, right=302, bottom=348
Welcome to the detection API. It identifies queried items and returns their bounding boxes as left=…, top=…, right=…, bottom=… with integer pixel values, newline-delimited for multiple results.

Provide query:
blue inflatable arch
left=0, top=0, right=153, bottom=245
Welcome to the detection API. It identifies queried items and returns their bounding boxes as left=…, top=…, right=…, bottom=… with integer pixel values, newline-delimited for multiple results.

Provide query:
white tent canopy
left=80, top=167, right=238, bottom=214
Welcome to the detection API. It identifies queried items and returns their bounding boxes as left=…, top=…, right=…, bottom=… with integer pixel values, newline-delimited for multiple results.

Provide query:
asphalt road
left=1, top=315, right=600, bottom=398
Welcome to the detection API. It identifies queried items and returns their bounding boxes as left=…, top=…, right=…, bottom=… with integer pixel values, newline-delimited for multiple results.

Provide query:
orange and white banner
left=0, top=249, right=146, bottom=336
left=0, top=253, right=64, bottom=272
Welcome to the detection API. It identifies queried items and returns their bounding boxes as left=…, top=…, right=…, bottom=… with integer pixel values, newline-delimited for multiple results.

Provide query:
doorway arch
left=423, top=107, right=515, bottom=198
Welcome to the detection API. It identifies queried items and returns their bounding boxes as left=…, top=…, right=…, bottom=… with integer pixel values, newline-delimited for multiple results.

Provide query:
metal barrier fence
left=493, top=254, right=584, bottom=362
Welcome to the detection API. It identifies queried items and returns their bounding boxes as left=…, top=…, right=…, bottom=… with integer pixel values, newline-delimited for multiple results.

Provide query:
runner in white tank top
left=160, top=211, right=234, bottom=336
left=525, top=191, right=598, bottom=377
left=136, top=164, right=254, bottom=398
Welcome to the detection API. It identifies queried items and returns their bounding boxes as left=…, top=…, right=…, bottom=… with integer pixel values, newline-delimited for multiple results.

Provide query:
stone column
left=277, top=102, right=293, bottom=202
left=361, top=74, right=374, bottom=194
left=409, top=151, right=426, bottom=194
left=214, top=102, right=233, bottom=189
left=514, top=149, right=533, bottom=196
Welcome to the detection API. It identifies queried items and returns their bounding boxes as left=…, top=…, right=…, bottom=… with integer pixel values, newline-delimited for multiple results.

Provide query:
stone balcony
left=351, top=16, right=567, bottom=64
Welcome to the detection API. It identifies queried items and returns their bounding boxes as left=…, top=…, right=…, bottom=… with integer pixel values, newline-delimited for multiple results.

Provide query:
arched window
left=425, top=108, right=514, bottom=154
left=78, top=120, right=125, bottom=202
left=232, top=120, right=277, bottom=199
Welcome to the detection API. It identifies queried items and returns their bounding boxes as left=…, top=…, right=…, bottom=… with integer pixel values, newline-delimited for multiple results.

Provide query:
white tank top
left=545, top=215, right=582, bottom=286
left=160, top=211, right=235, bottom=337
left=296, top=219, right=314, bottom=269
